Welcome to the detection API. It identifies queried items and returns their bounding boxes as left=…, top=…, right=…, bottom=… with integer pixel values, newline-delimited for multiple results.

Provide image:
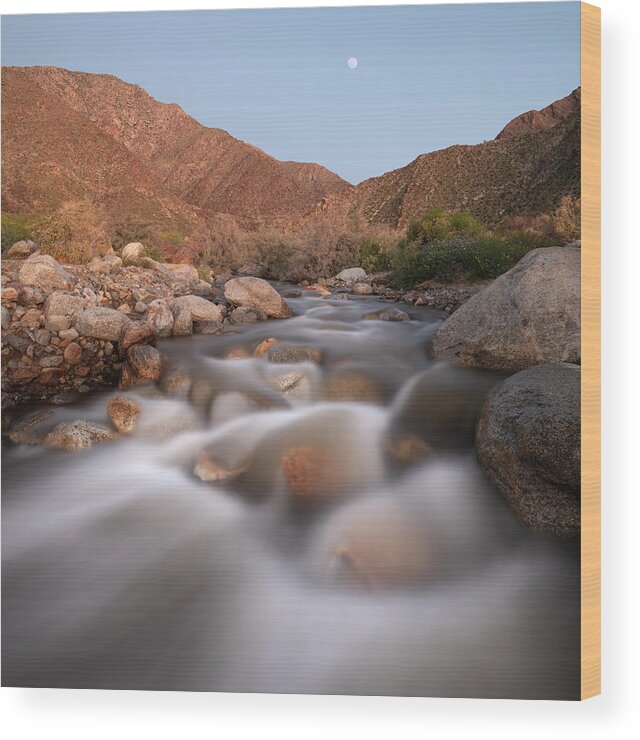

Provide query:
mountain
left=495, top=87, right=581, bottom=141
left=1, top=66, right=349, bottom=228
left=2, top=68, right=580, bottom=236
left=310, top=89, right=580, bottom=229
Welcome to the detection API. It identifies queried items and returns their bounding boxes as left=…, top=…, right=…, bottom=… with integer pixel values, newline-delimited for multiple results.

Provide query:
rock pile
left=1, top=250, right=235, bottom=406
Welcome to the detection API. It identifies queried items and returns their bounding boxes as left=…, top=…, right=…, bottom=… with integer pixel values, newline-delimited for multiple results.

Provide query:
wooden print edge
left=580, top=1, right=601, bottom=701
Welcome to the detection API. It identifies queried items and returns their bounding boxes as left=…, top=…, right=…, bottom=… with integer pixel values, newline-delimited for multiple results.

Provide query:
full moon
left=347, top=57, right=358, bottom=69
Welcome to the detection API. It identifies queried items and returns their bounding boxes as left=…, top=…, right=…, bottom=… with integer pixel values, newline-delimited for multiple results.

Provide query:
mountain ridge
left=2, top=66, right=580, bottom=235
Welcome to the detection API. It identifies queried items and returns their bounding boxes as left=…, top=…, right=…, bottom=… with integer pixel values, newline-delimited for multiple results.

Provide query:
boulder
left=9, top=409, right=56, bottom=445
left=224, top=277, right=291, bottom=319
left=4, top=239, right=37, bottom=259
left=433, top=247, right=580, bottom=371
left=171, top=303, right=192, bottom=336
left=107, top=396, right=140, bottom=434
left=63, top=342, right=82, bottom=365
left=323, top=371, right=381, bottom=403
left=389, top=364, right=496, bottom=451
left=118, top=321, right=157, bottom=356
left=149, top=260, right=199, bottom=284
left=121, top=242, right=145, bottom=261
left=44, top=419, right=117, bottom=451
left=335, top=267, right=367, bottom=282
left=352, top=282, right=373, bottom=295
left=193, top=450, right=250, bottom=483
left=268, top=345, right=323, bottom=365
left=171, top=295, right=225, bottom=323
left=476, top=363, right=581, bottom=538
left=229, top=306, right=264, bottom=324
left=1, top=306, right=11, bottom=330
left=88, top=255, right=123, bottom=273
left=127, top=344, right=164, bottom=381
left=17, top=285, right=46, bottom=305
left=77, top=307, right=130, bottom=341
left=44, top=291, right=87, bottom=328
left=255, top=337, right=280, bottom=357
left=146, top=299, right=174, bottom=337
left=192, top=320, right=222, bottom=334
left=363, top=307, right=410, bottom=322
left=19, top=254, right=73, bottom=291
left=322, top=501, right=434, bottom=588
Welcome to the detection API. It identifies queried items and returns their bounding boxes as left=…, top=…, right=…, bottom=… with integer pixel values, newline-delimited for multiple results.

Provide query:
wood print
left=0, top=2, right=600, bottom=700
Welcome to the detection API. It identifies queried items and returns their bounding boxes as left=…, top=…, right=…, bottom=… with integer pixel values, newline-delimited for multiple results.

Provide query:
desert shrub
left=122, top=244, right=165, bottom=268
left=160, top=231, right=185, bottom=246
left=359, top=235, right=392, bottom=273
left=400, top=208, right=485, bottom=249
left=107, top=215, right=158, bottom=252
left=33, top=202, right=111, bottom=264
left=1, top=213, right=36, bottom=252
left=551, top=196, right=581, bottom=242
left=390, top=209, right=549, bottom=288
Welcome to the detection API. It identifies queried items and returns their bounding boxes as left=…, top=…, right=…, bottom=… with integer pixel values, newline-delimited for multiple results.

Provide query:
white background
left=1, top=1, right=638, bottom=737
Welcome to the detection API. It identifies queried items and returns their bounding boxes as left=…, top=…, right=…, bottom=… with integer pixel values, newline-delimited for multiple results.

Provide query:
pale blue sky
left=1, top=3, right=581, bottom=183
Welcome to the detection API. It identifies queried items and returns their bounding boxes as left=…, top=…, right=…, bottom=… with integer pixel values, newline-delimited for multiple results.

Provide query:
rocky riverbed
left=1, top=251, right=480, bottom=409
left=2, top=245, right=581, bottom=697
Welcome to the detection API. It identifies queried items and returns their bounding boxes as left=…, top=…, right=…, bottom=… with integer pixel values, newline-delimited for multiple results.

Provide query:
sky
left=1, top=3, right=581, bottom=184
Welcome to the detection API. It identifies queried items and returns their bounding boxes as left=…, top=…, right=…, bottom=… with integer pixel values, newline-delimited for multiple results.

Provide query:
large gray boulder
left=476, top=363, right=580, bottom=538
left=44, top=291, right=89, bottom=328
left=335, top=267, right=367, bottom=282
left=171, top=295, right=224, bottom=323
left=19, top=253, right=74, bottom=292
left=224, top=277, right=291, bottom=319
left=77, top=307, right=130, bottom=341
left=433, top=247, right=580, bottom=371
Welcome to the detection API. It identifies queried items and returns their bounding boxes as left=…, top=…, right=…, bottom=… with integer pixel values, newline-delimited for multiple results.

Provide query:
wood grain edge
left=580, top=1, right=601, bottom=701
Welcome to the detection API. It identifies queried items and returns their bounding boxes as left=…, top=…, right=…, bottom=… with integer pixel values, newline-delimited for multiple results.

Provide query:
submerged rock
left=193, top=450, right=250, bottom=482
left=363, top=307, right=410, bottom=322
left=390, top=364, right=496, bottom=451
left=255, top=337, right=280, bottom=357
left=476, top=362, right=581, bottom=538
left=323, top=372, right=381, bottom=403
left=8, top=409, right=56, bottom=445
left=352, top=282, right=373, bottom=295
left=44, top=419, right=117, bottom=450
left=323, top=501, right=435, bottom=588
left=127, top=344, right=164, bottom=381
left=267, top=345, right=323, bottom=365
left=107, top=396, right=140, bottom=434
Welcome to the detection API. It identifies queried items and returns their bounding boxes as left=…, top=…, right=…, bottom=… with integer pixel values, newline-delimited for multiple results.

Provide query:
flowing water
left=1, top=286, right=580, bottom=698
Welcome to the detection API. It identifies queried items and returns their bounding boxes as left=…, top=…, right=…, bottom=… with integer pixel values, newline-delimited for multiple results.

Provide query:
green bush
left=359, top=236, right=392, bottom=273
left=400, top=208, right=485, bottom=249
left=1, top=213, right=35, bottom=252
left=390, top=209, right=549, bottom=289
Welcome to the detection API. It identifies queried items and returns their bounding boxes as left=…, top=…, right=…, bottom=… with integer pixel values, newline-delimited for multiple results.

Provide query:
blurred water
left=1, top=287, right=580, bottom=698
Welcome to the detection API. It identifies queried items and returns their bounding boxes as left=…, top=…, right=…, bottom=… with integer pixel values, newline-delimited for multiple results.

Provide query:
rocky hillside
left=1, top=66, right=349, bottom=228
left=495, top=87, right=581, bottom=141
left=310, top=89, right=580, bottom=229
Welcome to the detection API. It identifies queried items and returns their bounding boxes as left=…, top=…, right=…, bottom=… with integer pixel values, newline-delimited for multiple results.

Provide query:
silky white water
left=2, top=288, right=579, bottom=698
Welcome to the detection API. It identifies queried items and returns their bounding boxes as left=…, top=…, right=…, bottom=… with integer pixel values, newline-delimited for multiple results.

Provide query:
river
left=1, top=285, right=580, bottom=698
